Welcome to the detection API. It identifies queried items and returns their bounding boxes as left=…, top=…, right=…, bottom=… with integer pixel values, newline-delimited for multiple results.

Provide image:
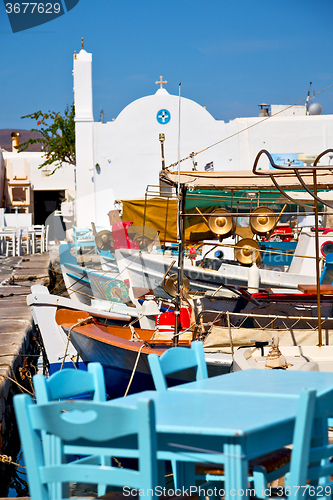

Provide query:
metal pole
left=313, top=170, right=322, bottom=346
left=177, top=83, right=181, bottom=197
left=174, top=184, right=186, bottom=347
left=159, top=134, right=165, bottom=170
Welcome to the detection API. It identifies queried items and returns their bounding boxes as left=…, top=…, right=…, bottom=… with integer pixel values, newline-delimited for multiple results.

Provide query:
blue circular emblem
left=156, top=109, right=171, bottom=124
left=104, top=279, right=129, bottom=303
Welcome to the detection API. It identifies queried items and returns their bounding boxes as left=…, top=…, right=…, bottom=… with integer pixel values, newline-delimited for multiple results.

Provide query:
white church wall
left=93, top=90, right=228, bottom=201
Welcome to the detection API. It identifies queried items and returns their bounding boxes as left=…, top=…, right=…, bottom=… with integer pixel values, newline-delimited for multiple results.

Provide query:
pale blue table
left=110, top=370, right=333, bottom=499
left=169, top=369, right=333, bottom=397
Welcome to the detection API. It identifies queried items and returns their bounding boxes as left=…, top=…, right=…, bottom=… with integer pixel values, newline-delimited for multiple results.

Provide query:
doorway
left=33, top=190, right=66, bottom=241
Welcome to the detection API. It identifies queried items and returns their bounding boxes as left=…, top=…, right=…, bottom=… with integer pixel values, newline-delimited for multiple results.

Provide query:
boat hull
left=233, top=344, right=333, bottom=372
left=58, top=318, right=231, bottom=399
left=114, top=248, right=316, bottom=299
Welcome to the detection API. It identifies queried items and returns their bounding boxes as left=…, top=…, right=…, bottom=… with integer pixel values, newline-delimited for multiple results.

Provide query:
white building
left=0, top=133, right=75, bottom=238
left=73, top=48, right=333, bottom=229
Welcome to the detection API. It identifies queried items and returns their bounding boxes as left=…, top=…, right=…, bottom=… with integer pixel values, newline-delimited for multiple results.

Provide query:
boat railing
left=193, top=308, right=333, bottom=354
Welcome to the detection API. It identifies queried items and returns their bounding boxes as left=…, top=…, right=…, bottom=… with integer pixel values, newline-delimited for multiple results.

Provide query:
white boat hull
left=233, top=344, right=333, bottom=372
left=114, top=248, right=316, bottom=299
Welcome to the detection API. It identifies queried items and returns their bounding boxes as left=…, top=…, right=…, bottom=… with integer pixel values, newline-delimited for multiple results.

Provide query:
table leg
left=31, top=232, right=36, bottom=254
left=16, top=231, right=21, bottom=256
left=224, top=440, right=249, bottom=500
left=13, top=233, right=16, bottom=256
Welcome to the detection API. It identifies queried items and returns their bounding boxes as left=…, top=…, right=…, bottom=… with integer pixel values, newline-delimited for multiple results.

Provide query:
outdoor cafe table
left=109, top=370, right=333, bottom=500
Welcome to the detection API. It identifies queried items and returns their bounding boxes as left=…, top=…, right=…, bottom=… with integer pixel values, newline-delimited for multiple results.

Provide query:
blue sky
left=0, top=0, right=332, bottom=130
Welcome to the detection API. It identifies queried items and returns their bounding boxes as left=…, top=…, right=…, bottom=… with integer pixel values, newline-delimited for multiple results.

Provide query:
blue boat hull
left=66, top=327, right=229, bottom=399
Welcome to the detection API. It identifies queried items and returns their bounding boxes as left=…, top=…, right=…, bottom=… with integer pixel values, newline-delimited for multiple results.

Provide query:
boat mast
left=173, top=82, right=183, bottom=347
left=174, top=183, right=187, bottom=347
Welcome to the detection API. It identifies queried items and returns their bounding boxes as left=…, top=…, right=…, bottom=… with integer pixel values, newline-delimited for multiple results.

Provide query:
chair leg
left=172, top=460, right=196, bottom=490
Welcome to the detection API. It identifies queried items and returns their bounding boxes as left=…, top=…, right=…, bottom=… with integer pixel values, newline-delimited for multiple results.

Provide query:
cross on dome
left=155, top=76, right=167, bottom=89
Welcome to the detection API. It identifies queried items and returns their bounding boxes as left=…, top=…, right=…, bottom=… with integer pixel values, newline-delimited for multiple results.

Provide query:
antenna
left=305, top=82, right=313, bottom=115
left=100, top=108, right=104, bottom=123
left=306, top=81, right=323, bottom=115
left=307, top=81, right=312, bottom=97
left=305, top=81, right=312, bottom=111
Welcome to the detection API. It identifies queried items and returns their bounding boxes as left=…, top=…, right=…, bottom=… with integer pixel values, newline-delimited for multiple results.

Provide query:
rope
left=124, top=343, right=146, bottom=397
left=0, top=454, right=25, bottom=469
left=166, top=83, right=333, bottom=169
left=226, top=311, right=234, bottom=357
left=0, top=353, right=39, bottom=358
left=0, top=374, right=33, bottom=395
left=60, top=316, right=94, bottom=371
left=48, top=275, right=64, bottom=294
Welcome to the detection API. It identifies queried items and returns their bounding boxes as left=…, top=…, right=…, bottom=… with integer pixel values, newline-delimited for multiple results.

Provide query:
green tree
left=17, top=103, right=76, bottom=174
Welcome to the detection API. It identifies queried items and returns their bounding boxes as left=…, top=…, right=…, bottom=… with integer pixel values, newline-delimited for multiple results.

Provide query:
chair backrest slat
left=14, top=395, right=158, bottom=499
left=33, top=363, right=106, bottom=402
left=148, top=341, right=208, bottom=391
left=285, top=387, right=333, bottom=500
left=32, top=362, right=108, bottom=498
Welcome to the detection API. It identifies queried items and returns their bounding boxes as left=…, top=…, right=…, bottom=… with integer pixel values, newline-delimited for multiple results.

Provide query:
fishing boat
left=108, top=163, right=333, bottom=299
left=27, top=285, right=136, bottom=374
left=224, top=148, right=333, bottom=372
left=54, top=307, right=232, bottom=398
left=113, top=225, right=333, bottom=299
left=59, top=242, right=128, bottom=305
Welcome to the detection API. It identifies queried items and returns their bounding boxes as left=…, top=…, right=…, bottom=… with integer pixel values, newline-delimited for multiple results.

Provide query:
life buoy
left=320, top=240, right=333, bottom=257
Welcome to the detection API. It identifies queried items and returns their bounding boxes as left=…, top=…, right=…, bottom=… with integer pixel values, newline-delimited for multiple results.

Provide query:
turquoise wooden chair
left=33, top=363, right=109, bottom=497
left=33, top=362, right=107, bottom=403
left=148, top=340, right=208, bottom=391
left=148, top=341, right=208, bottom=489
left=33, top=364, right=171, bottom=493
left=72, top=226, right=97, bottom=254
left=13, top=394, right=158, bottom=500
left=253, top=387, right=333, bottom=499
left=284, top=388, right=333, bottom=500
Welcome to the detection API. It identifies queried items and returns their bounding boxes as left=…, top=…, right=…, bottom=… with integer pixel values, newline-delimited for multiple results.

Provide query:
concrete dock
left=0, top=252, right=51, bottom=498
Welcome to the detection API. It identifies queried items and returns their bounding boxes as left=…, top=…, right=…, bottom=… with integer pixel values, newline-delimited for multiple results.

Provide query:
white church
left=73, top=47, right=333, bottom=229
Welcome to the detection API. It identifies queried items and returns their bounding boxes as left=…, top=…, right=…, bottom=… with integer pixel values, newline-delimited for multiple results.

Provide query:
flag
left=204, top=161, right=214, bottom=171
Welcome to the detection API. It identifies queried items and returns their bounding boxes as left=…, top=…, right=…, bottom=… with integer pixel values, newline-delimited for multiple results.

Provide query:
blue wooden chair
left=148, top=342, right=209, bottom=489
left=72, top=226, right=97, bottom=255
left=148, top=340, right=208, bottom=391
left=33, top=364, right=172, bottom=493
left=33, top=363, right=109, bottom=497
left=33, top=362, right=107, bottom=403
left=284, top=388, right=333, bottom=500
left=253, top=387, right=333, bottom=499
left=14, top=394, right=158, bottom=500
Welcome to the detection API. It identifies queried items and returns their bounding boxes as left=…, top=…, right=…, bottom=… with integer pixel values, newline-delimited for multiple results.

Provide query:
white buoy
left=248, top=258, right=260, bottom=293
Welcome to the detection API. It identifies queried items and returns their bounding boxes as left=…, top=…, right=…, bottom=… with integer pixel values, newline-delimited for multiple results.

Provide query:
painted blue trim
left=59, top=243, right=77, bottom=265
left=48, top=360, right=87, bottom=375
left=65, top=272, right=90, bottom=284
